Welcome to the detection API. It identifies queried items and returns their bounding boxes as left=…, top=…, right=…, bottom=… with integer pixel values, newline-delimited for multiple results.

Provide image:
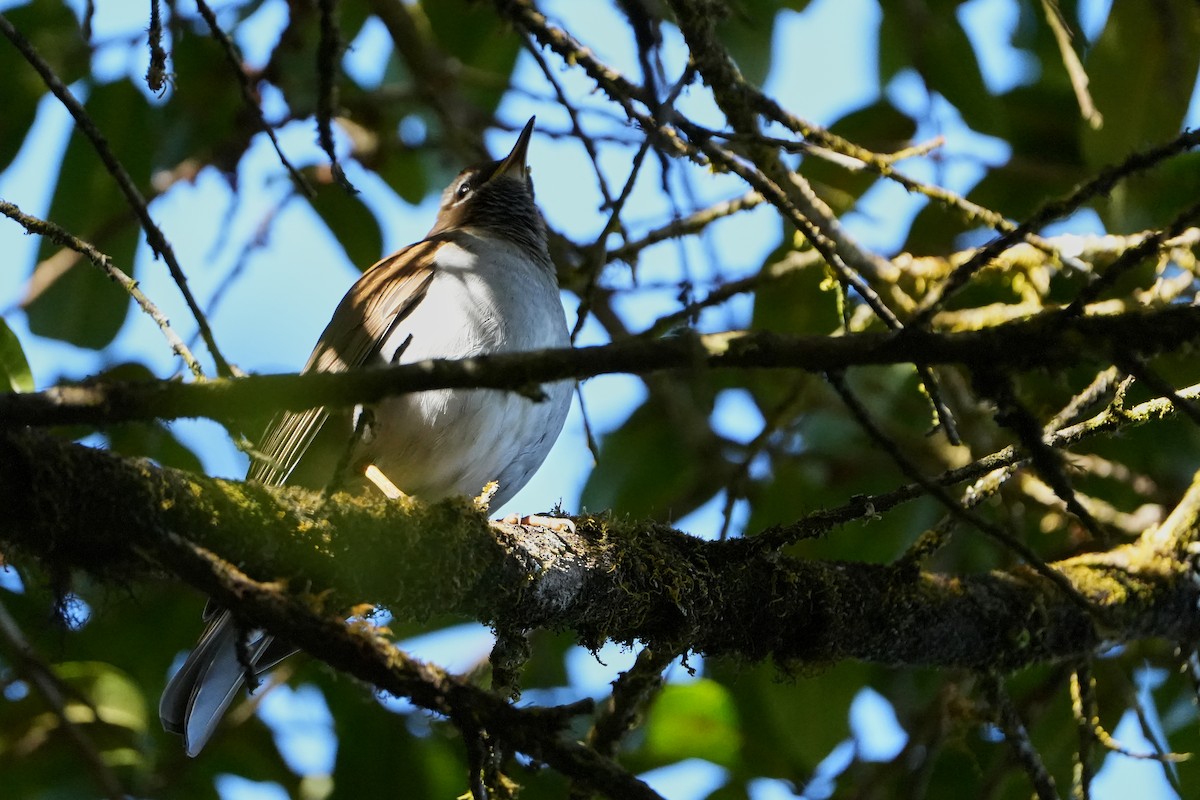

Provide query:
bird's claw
left=501, top=512, right=576, bottom=533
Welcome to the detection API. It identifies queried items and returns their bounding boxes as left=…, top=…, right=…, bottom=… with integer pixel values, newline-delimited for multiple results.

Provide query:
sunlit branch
left=0, top=199, right=205, bottom=378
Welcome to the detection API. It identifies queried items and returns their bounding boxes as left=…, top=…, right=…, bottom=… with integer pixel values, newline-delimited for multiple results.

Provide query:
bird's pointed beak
left=492, top=117, right=536, bottom=182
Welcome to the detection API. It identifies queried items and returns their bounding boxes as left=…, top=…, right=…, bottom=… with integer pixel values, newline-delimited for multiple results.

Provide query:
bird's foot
left=364, top=464, right=407, bottom=500
left=501, top=512, right=576, bottom=534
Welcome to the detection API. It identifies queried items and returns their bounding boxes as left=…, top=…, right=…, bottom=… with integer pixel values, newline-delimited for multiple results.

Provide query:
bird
left=159, top=117, right=572, bottom=756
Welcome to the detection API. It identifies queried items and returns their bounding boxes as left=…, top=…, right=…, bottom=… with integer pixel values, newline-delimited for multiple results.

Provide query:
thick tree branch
left=2, top=429, right=1197, bottom=677
left=2, top=305, right=1199, bottom=427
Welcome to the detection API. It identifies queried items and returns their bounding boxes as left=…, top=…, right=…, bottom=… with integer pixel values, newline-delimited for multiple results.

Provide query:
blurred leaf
left=714, top=660, right=866, bottom=783
left=319, top=669, right=465, bottom=799
left=0, top=656, right=150, bottom=789
left=743, top=365, right=946, bottom=561
left=160, top=20, right=254, bottom=174
left=750, top=245, right=841, bottom=337
left=641, top=679, right=742, bottom=768
left=105, top=420, right=206, bottom=474
left=522, top=629, right=574, bottom=688
left=261, top=4, right=367, bottom=117
left=704, top=781, right=749, bottom=800
left=921, top=737, right=995, bottom=799
left=305, top=167, right=385, bottom=269
left=0, top=1, right=88, bottom=172
left=713, top=0, right=778, bottom=88
left=376, top=143, right=430, bottom=205
left=26, top=80, right=157, bottom=349
left=1082, top=0, right=1200, bottom=170
left=1106, top=151, right=1200, bottom=234
left=421, top=0, right=522, bottom=114
left=54, top=661, right=148, bottom=734
left=582, top=386, right=729, bottom=521
left=953, top=83, right=1085, bottom=223
left=802, top=101, right=919, bottom=218
left=0, top=319, right=34, bottom=393
left=878, top=0, right=996, bottom=131
left=263, top=2, right=323, bottom=115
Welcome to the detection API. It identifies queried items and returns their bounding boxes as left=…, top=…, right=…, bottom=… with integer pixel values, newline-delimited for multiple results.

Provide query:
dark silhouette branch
left=3, top=304, right=1200, bottom=428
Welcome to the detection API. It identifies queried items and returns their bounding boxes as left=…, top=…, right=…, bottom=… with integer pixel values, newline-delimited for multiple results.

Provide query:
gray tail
left=159, top=610, right=294, bottom=756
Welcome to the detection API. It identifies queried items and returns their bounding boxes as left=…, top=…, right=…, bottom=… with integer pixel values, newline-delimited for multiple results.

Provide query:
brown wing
left=247, top=236, right=445, bottom=487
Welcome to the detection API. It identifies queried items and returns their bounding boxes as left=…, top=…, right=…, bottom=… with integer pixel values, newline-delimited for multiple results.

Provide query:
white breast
left=353, top=233, right=571, bottom=509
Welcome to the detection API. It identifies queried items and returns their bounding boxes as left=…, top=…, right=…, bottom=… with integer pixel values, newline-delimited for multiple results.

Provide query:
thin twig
left=827, top=370, right=1093, bottom=611
left=193, top=0, right=315, bottom=199
left=522, top=35, right=617, bottom=210
left=1114, top=354, right=1200, bottom=428
left=571, top=130, right=656, bottom=340
left=316, top=0, right=355, bottom=193
left=154, top=531, right=665, bottom=800
left=913, top=126, right=1200, bottom=325
left=586, top=646, right=676, bottom=758
left=971, top=367, right=1105, bottom=541
left=0, top=199, right=205, bottom=377
left=607, top=191, right=764, bottom=264
left=982, top=675, right=1058, bottom=800
left=1070, top=664, right=1097, bottom=800
left=0, top=12, right=231, bottom=376
left=767, top=378, right=1200, bottom=550
left=7, top=304, right=1200, bottom=428
left=145, top=0, right=170, bottom=95
left=1066, top=196, right=1200, bottom=313
left=1040, top=0, right=1102, bottom=129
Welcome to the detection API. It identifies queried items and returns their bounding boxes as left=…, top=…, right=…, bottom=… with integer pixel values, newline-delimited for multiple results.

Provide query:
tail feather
left=159, top=610, right=286, bottom=757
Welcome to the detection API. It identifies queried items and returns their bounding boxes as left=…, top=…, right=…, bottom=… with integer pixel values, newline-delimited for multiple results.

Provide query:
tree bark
left=3, top=427, right=1197, bottom=674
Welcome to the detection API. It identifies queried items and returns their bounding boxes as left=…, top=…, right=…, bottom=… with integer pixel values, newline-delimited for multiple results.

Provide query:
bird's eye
left=455, top=181, right=472, bottom=200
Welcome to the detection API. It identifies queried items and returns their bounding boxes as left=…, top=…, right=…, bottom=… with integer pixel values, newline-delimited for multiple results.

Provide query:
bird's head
left=428, top=117, right=546, bottom=260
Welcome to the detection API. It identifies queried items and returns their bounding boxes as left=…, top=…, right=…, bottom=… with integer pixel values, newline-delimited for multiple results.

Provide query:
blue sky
left=1, top=0, right=1195, bottom=797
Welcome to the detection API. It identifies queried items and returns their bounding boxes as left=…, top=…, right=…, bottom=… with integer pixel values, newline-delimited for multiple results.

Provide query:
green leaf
left=26, top=80, right=158, bottom=349
left=949, top=82, right=1086, bottom=224
left=714, top=0, right=778, bottom=88
left=879, top=0, right=997, bottom=132
left=72, top=363, right=205, bottom=471
left=750, top=242, right=842, bottom=338
left=714, top=661, right=866, bottom=782
left=0, top=0, right=88, bottom=172
left=421, top=0, right=522, bottom=114
left=0, top=657, right=150, bottom=789
left=321, top=668, right=466, bottom=800
left=1082, top=0, right=1200, bottom=171
left=305, top=167, right=385, bottom=270
left=159, top=20, right=253, bottom=173
left=581, top=387, right=729, bottom=521
left=0, top=319, right=34, bottom=393
left=801, top=100, right=919, bottom=219
left=642, top=680, right=742, bottom=768
left=54, top=661, right=148, bottom=734
left=377, top=143, right=430, bottom=205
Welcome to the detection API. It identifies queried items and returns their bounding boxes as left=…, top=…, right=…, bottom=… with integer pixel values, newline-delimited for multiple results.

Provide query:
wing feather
left=247, top=237, right=443, bottom=486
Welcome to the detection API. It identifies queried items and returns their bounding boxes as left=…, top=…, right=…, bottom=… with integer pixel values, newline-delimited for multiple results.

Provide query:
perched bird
left=160, top=118, right=571, bottom=756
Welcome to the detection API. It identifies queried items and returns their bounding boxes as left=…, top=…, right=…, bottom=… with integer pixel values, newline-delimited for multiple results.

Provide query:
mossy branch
left=2, top=428, right=1197, bottom=677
